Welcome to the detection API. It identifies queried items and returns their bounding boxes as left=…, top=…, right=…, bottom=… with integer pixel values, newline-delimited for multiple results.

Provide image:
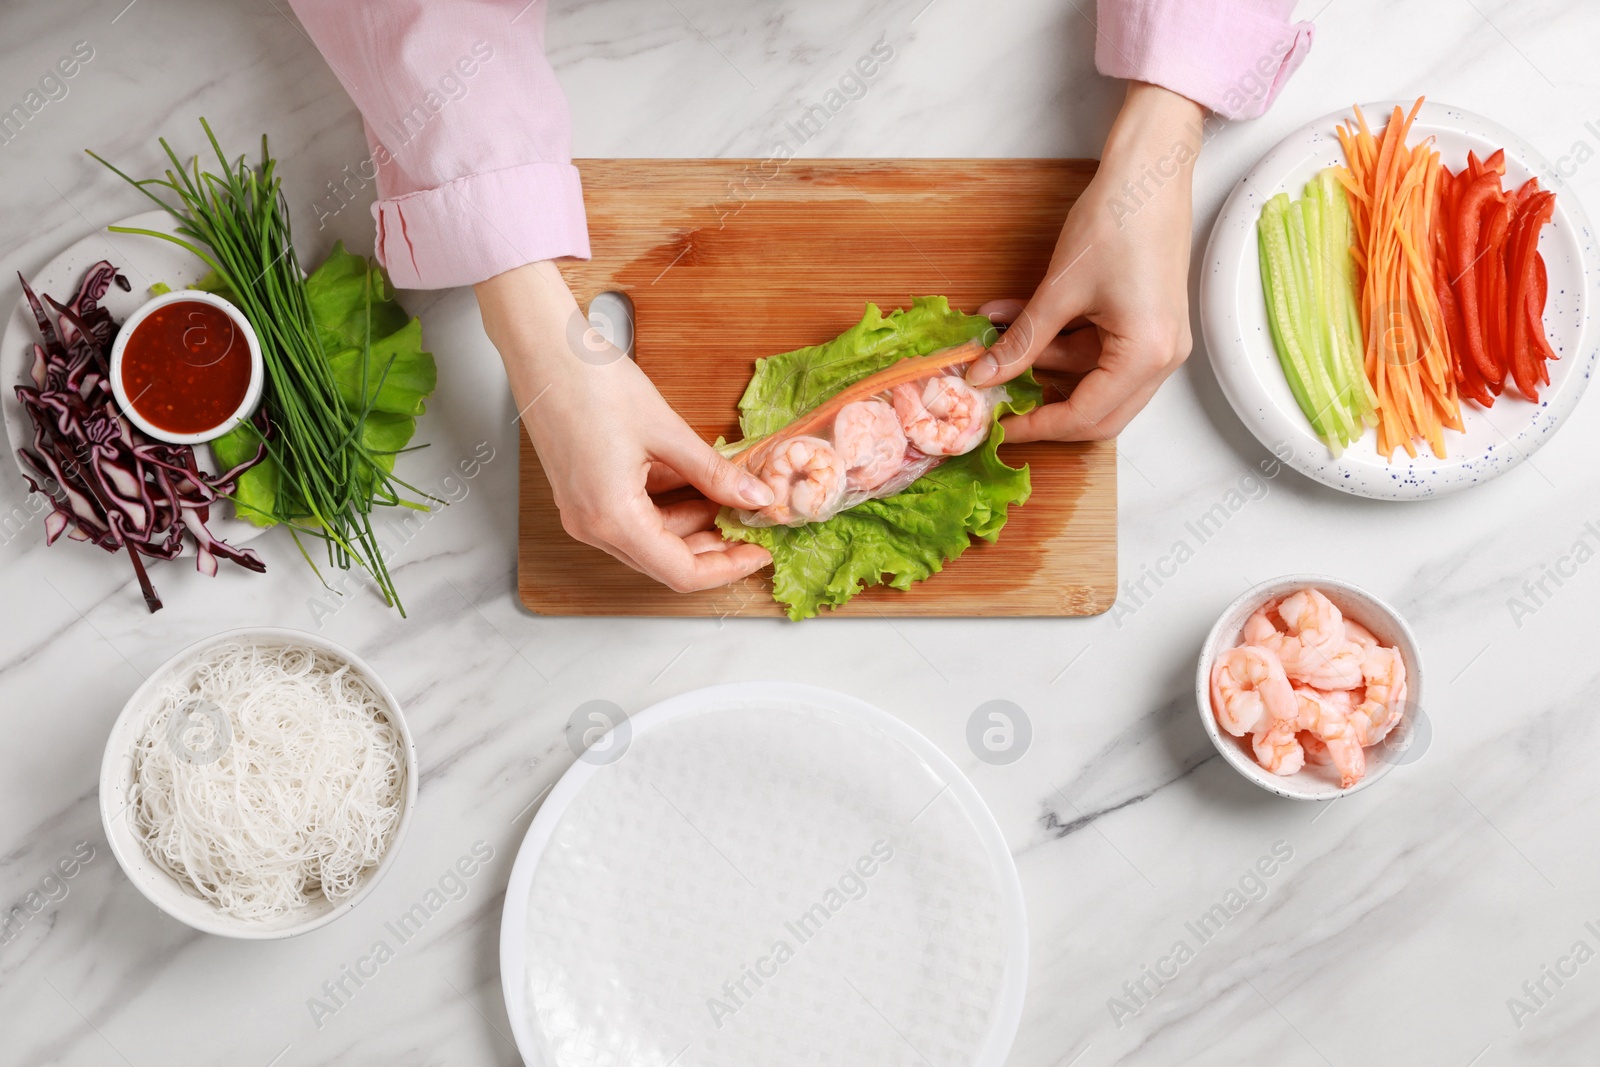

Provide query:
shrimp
left=1253, top=716, right=1306, bottom=776
left=1210, top=645, right=1310, bottom=779
left=1293, top=686, right=1365, bottom=788
left=1243, top=600, right=1356, bottom=691
left=1317, top=686, right=1355, bottom=711
left=1277, top=588, right=1348, bottom=649
left=1344, top=619, right=1379, bottom=649
left=1210, top=645, right=1297, bottom=738
left=1269, top=589, right=1364, bottom=689
left=1299, top=731, right=1333, bottom=766
left=1289, top=641, right=1365, bottom=691
left=891, top=374, right=992, bottom=456
left=1347, top=645, right=1407, bottom=746
left=832, top=399, right=908, bottom=492
left=1242, top=603, right=1280, bottom=645
left=752, top=435, right=846, bottom=524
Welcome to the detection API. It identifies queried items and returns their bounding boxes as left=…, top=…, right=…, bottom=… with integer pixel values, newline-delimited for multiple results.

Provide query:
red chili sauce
left=120, top=300, right=251, bottom=434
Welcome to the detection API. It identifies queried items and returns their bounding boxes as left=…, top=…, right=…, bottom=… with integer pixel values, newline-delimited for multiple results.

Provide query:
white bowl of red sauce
left=110, top=290, right=262, bottom=445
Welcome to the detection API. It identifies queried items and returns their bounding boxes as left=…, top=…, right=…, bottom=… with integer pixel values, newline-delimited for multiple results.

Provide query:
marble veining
left=3, top=0, right=1600, bottom=1064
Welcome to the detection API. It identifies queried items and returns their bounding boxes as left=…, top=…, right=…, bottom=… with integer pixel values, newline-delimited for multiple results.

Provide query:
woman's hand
left=967, top=82, right=1205, bottom=441
left=476, top=262, right=774, bottom=592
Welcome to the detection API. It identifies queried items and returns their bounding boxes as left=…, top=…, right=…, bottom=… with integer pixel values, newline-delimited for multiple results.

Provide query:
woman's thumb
left=967, top=291, right=1072, bottom=387
left=659, top=430, right=775, bottom=510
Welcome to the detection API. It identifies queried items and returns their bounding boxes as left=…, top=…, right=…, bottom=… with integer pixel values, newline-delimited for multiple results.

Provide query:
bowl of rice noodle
left=100, top=628, right=417, bottom=938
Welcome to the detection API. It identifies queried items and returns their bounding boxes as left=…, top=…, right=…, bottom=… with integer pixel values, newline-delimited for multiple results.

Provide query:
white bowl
left=99, top=627, right=417, bottom=939
left=1195, top=575, right=1425, bottom=801
left=109, top=288, right=263, bottom=445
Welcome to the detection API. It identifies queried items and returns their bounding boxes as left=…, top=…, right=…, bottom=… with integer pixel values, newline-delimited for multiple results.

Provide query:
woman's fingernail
left=967, top=355, right=998, bottom=385
left=743, top=477, right=775, bottom=507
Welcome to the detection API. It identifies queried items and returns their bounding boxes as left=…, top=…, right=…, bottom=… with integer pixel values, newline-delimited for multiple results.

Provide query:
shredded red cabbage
left=14, top=261, right=267, bottom=612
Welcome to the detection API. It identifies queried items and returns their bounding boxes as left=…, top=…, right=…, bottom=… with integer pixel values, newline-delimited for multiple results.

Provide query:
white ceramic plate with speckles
left=3, top=210, right=266, bottom=546
left=1201, top=100, right=1598, bottom=500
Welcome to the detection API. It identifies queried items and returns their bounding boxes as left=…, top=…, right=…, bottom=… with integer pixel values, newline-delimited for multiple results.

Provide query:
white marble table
left=2, top=1, right=1598, bottom=1064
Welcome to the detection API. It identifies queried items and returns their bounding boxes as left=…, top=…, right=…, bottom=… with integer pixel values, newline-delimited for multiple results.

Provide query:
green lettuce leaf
left=210, top=242, right=436, bottom=525
left=328, top=318, right=434, bottom=417
left=360, top=411, right=417, bottom=474
left=717, top=297, right=1041, bottom=620
left=302, top=244, right=413, bottom=353
left=734, top=296, right=1002, bottom=436
left=211, top=429, right=279, bottom=525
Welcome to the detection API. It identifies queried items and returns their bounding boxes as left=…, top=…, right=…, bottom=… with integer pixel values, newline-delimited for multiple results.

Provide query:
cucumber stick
left=1295, top=192, right=1355, bottom=444
left=1261, top=193, right=1340, bottom=445
left=1256, top=169, right=1374, bottom=455
left=1314, top=169, right=1378, bottom=427
left=1258, top=199, right=1318, bottom=429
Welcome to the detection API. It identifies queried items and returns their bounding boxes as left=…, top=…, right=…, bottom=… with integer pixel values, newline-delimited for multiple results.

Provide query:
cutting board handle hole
left=586, top=291, right=635, bottom=361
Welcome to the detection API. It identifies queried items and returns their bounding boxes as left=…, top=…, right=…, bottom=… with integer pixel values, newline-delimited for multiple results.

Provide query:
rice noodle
left=131, top=640, right=406, bottom=920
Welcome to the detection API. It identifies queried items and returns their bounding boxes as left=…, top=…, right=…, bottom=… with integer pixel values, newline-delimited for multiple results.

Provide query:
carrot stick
left=1338, top=97, right=1462, bottom=458
left=730, top=339, right=987, bottom=468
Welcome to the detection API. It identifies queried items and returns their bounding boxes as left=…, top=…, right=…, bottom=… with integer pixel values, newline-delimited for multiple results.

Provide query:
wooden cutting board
left=518, top=159, right=1116, bottom=617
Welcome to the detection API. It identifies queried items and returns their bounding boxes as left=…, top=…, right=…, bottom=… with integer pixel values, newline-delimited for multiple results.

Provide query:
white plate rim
left=1200, top=99, right=1600, bottom=500
left=497, top=681, right=1029, bottom=1067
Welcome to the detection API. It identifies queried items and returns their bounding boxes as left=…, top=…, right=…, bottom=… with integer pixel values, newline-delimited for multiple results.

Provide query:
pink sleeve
left=1094, top=0, right=1314, bottom=120
left=287, top=0, right=590, bottom=290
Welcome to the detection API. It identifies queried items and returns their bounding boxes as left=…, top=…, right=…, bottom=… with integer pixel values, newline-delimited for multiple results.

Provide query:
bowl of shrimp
left=1196, top=575, right=1424, bottom=800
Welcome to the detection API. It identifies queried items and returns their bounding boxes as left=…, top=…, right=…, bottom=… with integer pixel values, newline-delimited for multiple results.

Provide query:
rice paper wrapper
left=519, top=694, right=1018, bottom=1066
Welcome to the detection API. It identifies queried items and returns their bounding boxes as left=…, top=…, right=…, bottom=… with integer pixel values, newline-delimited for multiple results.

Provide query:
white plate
left=3, top=209, right=265, bottom=544
left=499, top=682, right=1028, bottom=1067
left=1200, top=100, right=1600, bottom=499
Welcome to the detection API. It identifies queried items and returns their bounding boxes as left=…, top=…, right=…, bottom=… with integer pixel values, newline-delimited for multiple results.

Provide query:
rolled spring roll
left=729, top=340, right=1010, bottom=528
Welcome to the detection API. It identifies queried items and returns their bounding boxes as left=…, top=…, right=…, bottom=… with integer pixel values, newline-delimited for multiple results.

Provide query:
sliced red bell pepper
left=1431, top=167, right=1488, bottom=402
left=1483, top=148, right=1506, bottom=176
left=1528, top=251, right=1555, bottom=377
left=1453, top=171, right=1507, bottom=386
left=1434, top=167, right=1452, bottom=243
left=1429, top=174, right=1467, bottom=394
left=1507, top=191, right=1556, bottom=401
left=1519, top=194, right=1558, bottom=390
left=1432, top=167, right=1456, bottom=292
left=1505, top=211, right=1536, bottom=400
left=1511, top=177, right=1541, bottom=209
left=1479, top=197, right=1513, bottom=382
left=1436, top=244, right=1489, bottom=405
